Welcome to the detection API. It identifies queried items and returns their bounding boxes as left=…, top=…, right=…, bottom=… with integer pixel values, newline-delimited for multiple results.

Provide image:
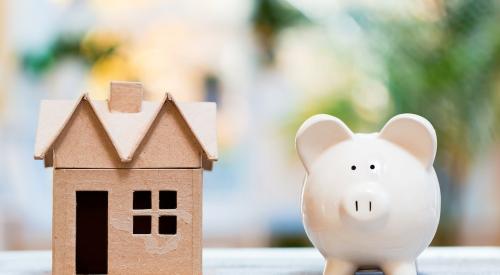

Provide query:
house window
left=133, top=216, right=151, bottom=234
left=159, top=190, right=177, bottom=209
left=133, top=191, right=152, bottom=235
left=132, top=190, right=178, bottom=235
left=159, top=191, right=177, bottom=235
left=133, top=191, right=151, bottom=209
left=159, top=216, right=177, bottom=235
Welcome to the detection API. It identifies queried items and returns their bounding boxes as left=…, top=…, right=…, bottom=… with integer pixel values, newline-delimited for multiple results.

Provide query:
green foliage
left=359, top=0, right=500, bottom=176
left=21, top=32, right=119, bottom=76
left=252, top=0, right=308, bottom=34
left=290, top=0, right=500, bottom=178
left=252, top=0, right=309, bottom=64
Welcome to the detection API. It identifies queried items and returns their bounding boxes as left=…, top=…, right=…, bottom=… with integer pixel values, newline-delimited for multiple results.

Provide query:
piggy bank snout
left=340, top=185, right=389, bottom=223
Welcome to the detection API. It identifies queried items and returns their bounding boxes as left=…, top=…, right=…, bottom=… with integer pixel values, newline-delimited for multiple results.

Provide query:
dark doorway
left=76, top=191, right=108, bottom=274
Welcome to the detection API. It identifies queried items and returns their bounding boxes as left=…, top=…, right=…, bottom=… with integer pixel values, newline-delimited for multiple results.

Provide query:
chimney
left=109, top=81, right=143, bottom=113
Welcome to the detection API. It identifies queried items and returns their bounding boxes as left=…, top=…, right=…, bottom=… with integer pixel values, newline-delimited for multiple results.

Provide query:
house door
left=76, top=191, right=108, bottom=274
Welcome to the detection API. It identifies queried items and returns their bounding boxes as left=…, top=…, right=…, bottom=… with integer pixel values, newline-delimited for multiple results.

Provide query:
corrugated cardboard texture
left=53, top=100, right=202, bottom=168
left=109, top=81, right=143, bottom=113
left=53, top=168, right=202, bottom=275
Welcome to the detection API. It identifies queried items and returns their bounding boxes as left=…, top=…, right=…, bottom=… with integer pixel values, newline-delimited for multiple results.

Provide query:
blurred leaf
left=252, top=0, right=308, bottom=34
left=252, top=0, right=309, bottom=64
left=21, top=32, right=120, bottom=76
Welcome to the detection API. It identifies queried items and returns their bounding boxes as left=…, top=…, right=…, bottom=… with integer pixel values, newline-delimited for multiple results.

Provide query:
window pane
left=133, top=191, right=151, bottom=209
left=159, top=216, right=177, bottom=235
left=159, top=190, right=177, bottom=209
left=133, top=216, right=151, bottom=234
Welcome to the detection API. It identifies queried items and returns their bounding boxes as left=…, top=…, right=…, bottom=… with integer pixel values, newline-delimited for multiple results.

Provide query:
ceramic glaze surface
left=296, top=114, right=441, bottom=275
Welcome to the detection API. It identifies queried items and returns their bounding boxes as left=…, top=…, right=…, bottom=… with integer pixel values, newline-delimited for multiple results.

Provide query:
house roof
left=34, top=93, right=217, bottom=165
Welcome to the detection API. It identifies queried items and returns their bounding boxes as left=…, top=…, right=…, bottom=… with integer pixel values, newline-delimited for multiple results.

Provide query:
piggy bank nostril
left=340, top=189, right=390, bottom=223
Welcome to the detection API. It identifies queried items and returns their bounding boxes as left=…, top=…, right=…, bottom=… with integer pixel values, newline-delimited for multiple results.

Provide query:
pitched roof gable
left=34, top=94, right=85, bottom=161
left=88, top=96, right=165, bottom=162
left=34, top=93, right=217, bottom=166
left=170, top=95, right=218, bottom=161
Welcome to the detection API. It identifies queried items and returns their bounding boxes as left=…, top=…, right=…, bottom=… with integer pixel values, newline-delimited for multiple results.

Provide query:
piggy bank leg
left=324, top=258, right=357, bottom=275
left=381, top=261, right=417, bottom=275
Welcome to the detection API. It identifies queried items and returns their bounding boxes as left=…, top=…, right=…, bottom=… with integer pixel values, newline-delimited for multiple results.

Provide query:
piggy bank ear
left=379, top=114, right=437, bottom=168
left=296, top=114, right=353, bottom=173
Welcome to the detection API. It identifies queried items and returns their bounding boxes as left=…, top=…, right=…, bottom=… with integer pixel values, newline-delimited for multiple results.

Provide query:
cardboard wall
left=53, top=168, right=202, bottom=275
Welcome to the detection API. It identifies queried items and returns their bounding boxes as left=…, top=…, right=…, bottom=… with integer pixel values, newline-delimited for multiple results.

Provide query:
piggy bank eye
left=370, top=164, right=375, bottom=170
left=351, top=165, right=357, bottom=171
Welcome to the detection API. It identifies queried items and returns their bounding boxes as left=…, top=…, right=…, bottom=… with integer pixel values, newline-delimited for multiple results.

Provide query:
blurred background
left=0, top=0, right=499, bottom=250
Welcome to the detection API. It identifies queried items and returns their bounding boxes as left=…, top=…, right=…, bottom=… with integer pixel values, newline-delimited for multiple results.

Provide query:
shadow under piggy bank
left=356, top=269, right=383, bottom=275
left=355, top=269, right=426, bottom=275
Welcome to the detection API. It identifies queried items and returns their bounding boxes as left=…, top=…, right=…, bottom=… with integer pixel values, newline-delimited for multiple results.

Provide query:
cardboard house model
left=34, top=81, right=217, bottom=275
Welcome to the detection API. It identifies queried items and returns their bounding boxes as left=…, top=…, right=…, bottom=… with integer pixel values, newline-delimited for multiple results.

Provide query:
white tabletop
left=0, top=247, right=499, bottom=274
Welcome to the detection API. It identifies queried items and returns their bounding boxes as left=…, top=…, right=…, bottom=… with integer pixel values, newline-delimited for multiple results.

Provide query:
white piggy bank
left=296, top=114, right=440, bottom=275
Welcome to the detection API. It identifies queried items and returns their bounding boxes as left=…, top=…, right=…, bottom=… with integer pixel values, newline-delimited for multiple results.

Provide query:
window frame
left=132, top=189, right=178, bottom=236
